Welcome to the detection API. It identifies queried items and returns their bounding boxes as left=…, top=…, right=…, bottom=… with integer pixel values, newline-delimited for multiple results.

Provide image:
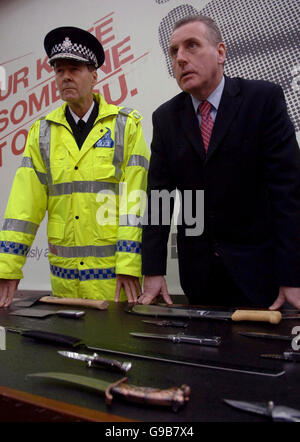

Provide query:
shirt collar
left=190, top=75, right=225, bottom=114
left=68, top=101, right=95, bottom=124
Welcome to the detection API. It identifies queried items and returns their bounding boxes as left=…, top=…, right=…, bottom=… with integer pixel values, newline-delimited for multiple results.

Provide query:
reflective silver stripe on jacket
left=39, top=119, right=52, bottom=186
left=48, top=181, right=119, bottom=196
left=48, top=243, right=116, bottom=258
left=127, top=154, right=149, bottom=170
left=20, top=157, right=47, bottom=186
left=113, top=109, right=130, bottom=181
left=2, top=218, right=39, bottom=236
left=39, top=110, right=130, bottom=193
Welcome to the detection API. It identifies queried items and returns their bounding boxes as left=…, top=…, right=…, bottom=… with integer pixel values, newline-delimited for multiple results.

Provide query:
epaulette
left=118, top=107, right=143, bottom=122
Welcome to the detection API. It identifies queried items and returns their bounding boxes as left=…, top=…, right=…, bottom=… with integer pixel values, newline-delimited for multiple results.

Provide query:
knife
left=130, top=332, right=221, bottom=346
left=58, top=350, right=132, bottom=373
left=238, top=332, right=293, bottom=341
left=142, top=319, right=188, bottom=328
left=127, top=305, right=282, bottom=324
left=28, top=372, right=191, bottom=412
left=5, top=326, right=284, bottom=376
left=261, top=351, right=300, bottom=362
left=224, top=399, right=300, bottom=422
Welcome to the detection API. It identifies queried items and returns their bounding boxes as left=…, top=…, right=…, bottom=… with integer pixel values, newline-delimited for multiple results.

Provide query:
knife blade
left=58, top=350, right=132, bottom=373
left=142, top=319, right=188, bottom=328
left=130, top=332, right=221, bottom=346
left=261, top=351, right=300, bottom=362
left=4, top=326, right=284, bottom=376
left=127, top=305, right=282, bottom=324
left=28, top=372, right=190, bottom=412
left=238, top=332, right=293, bottom=341
left=224, top=399, right=300, bottom=422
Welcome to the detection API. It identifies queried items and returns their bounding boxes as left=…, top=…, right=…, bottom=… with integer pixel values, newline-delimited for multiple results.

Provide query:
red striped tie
left=199, top=101, right=214, bottom=151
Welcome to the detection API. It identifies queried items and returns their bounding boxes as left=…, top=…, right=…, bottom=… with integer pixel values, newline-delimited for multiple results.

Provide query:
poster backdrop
left=0, top=0, right=299, bottom=292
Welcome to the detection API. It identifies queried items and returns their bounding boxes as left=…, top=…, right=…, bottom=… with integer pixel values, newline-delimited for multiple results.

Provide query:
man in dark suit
left=140, top=15, right=300, bottom=309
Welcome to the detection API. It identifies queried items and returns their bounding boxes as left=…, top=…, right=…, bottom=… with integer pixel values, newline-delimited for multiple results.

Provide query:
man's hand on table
left=138, top=275, right=173, bottom=305
left=0, top=279, right=20, bottom=308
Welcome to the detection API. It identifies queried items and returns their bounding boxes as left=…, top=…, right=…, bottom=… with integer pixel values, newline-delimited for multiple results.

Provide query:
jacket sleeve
left=0, top=120, right=48, bottom=279
left=262, top=84, right=300, bottom=286
left=115, top=110, right=150, bottom=277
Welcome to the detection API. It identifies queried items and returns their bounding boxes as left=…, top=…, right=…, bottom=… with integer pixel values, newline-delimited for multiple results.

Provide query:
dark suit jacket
left=142, top=76, right=300, bottom=305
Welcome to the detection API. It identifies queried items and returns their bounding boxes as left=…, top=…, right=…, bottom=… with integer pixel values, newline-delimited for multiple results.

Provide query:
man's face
left=169, top=21, right=226, bottom=99
left=54, top=60, right=97, bottom=105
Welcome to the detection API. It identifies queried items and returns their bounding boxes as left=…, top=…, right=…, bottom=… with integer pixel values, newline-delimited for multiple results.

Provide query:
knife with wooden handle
left=128, top=305, right=282, bottom=324
left=39, top=296, right=109, bottom=310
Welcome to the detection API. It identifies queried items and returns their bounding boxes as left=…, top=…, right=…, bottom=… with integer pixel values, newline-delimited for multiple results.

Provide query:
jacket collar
left=45, top=93, right=119, bottom=126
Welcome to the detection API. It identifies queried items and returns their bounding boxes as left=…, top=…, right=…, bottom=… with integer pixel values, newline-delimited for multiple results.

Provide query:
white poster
left=1, top=0, right=299, bottom=293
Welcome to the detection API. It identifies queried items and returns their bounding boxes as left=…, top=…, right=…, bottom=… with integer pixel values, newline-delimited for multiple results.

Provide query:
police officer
left=0, top=27, right=149, bottom=307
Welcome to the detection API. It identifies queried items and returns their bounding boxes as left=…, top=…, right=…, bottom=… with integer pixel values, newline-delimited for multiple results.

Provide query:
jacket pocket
left=94, top=150, right=116, bottom=181
left=47, top=221, right=65, bottom=240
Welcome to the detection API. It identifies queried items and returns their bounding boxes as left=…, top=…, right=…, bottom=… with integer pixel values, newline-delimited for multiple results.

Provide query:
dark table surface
left=0, top=292, right=299, bottom=423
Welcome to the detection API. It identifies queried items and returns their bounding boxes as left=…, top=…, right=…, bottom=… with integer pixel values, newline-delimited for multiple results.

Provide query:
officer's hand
left=115, top=274, right=142, bottom=303
left=0, top=279, right=20, bottom=308
left=138, top=275, right=172, bottom=305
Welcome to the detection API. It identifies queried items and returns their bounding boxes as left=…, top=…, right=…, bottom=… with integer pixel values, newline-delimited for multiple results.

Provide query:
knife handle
left=40, top=296, right=109, bottom=310
left=21, top=330, right=83, bottom=347
left=231, top=310, right=282, bottom=324
left=106, top=377, right=190, bottom=412
left=177, top=336, right=221, bottom=346
left=88, top=353, right=132, bottom=373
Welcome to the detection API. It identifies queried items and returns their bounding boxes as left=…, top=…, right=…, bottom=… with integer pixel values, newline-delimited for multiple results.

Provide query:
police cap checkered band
left=44, top=26, right=105, bottom=68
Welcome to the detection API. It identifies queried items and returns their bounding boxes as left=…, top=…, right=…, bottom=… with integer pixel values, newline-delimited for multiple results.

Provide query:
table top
left=0, top=292, right=299, bottom=422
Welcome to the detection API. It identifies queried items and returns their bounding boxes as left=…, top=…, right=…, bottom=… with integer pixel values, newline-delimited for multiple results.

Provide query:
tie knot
left=77, top=119, right=86, bottom=131
left=199, top=100, right=212, bottom=119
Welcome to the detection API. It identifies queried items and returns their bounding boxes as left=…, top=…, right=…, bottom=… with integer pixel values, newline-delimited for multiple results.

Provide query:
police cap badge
left=44, top=26, right=105, bottom=68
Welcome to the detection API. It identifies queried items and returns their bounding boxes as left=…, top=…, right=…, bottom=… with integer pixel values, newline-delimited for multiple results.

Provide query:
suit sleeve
left=262, top=84, right=300, bottom=286
left=142, top=110, right=176, bottom=276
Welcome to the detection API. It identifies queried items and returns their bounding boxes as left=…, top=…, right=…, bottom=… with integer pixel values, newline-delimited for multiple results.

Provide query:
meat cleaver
left=9, top=308, right=85, bottom=319
left=11, top=292, right=108, bottom=310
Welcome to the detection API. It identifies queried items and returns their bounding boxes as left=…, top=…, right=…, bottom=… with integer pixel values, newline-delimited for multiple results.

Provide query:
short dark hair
left=173, top=15, right=223, bottom=45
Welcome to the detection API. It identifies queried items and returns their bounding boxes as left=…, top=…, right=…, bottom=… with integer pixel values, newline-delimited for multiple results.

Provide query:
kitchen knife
left=261, top=351, right=300, bottom=362
left=142, top=319, right=188, bottom=328
left=130, top=332, right=221, bottom=346
left=238, top=332, right=293, bottom=341
left=58, top=350, right=132, bottom=373
left=224, top=399, right=300, bottom=422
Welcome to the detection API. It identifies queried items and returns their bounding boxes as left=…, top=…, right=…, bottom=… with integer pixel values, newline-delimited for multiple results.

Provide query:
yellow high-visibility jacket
left=0, top=94, right=150, bottom=300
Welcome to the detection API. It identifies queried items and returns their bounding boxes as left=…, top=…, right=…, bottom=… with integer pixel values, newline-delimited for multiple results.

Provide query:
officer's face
left=54, top=60, right=97, bottom=105
left=169, top=21, right=226, bottom=100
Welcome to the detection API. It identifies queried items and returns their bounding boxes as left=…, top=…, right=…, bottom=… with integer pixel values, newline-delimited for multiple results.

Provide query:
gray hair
left=173, top=15, right=223, bottom=46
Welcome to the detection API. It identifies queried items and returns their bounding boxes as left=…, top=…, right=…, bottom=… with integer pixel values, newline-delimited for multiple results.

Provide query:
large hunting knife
left=28, top=372, right=190, bottom=412
left=127, top=304, right=282, bottom=324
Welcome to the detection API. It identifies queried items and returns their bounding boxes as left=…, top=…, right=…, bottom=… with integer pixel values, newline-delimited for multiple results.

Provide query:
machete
left=5, top=326, right=284, bottom=377
left=126, top=305, right=282, bottom=324
left=28, top=372, right=190, bottom=412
